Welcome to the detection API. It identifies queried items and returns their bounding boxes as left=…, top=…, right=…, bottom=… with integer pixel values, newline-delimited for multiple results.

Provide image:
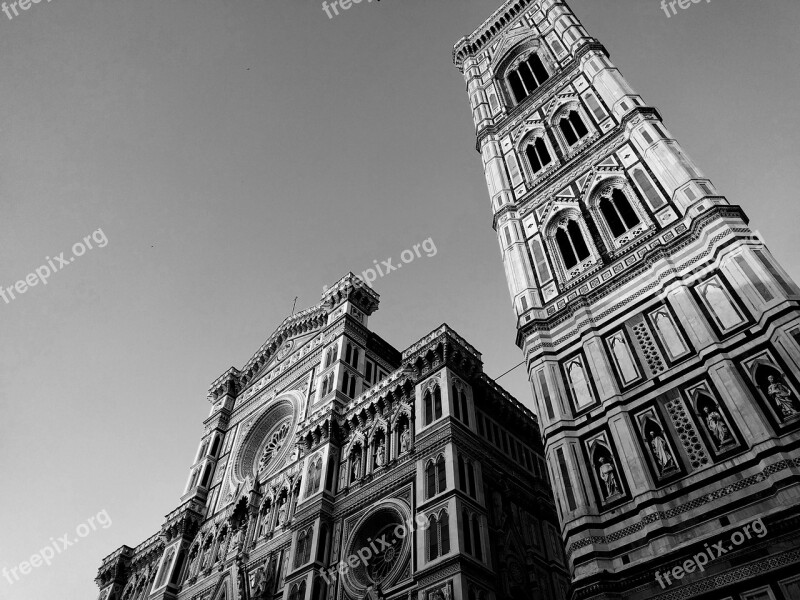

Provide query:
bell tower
left=454, top=1, right=800, bottom=598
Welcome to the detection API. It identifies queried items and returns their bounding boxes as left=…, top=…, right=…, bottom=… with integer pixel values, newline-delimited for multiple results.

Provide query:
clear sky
left=1, top=0, right=799, bottom=598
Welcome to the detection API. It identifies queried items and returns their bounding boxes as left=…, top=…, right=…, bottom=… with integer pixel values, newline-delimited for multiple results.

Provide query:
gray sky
left=1, top=0, right=798, bottom=597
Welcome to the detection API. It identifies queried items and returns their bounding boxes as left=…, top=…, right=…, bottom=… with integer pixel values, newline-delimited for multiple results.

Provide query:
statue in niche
left=400, top=425, right=410, bottom=453
left=597, top=456, right=620, bottom=500
left=251, top=564, right=268, bottom=600
left=234, top=522, right=248, bottom=553
left=277, top=497, right=288, bottom=527
left=374, top=438, right=386, bottom=468
left=767, top=374, right=800, bottom=420
left=215, top=529, right=229, bottom=562
left=704, top=405, right=730, bottom=445
left=644, top=421, right=677, bottom=476
left=351, top=451, right=362, bottom=481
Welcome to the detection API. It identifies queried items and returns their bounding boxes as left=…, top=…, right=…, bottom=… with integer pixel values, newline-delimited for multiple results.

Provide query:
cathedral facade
left=94, top=274, right=570, bottom=600
left=453, top=1, right=800, bottom=599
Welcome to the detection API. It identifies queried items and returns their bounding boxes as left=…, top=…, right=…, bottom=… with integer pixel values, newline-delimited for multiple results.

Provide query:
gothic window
left=452, top=384, right=461, bottom=420
left=324, top=346, right=336, bottom=368
left=559, top=110, right=589, bottom=146
left=525, top=137, right=552, bottom=175
left=554, top=219, right=590, bottom=270
left=289, top=582, right=306, bottom=600
left=424, top=391, right=433, bottom=425
left=426, top=455, right=447, bottom=498
left=460, top=390, right=469, bottom=426
left=462, top=509, right=472, bottom=554
left=599, top=189, right=640, bottom=238
left=471, top=515, right=483, bottom=560
left=209, top=435, right=221, bottom=457
left=365, top=360, right=374, bottom=384
left=340, top=371, right=357, bottom=398
left=467, top=461, right=476, bottom=497
left=556, top=447, right=577, bottom=511
left=437, top=455, right=447, bottom=493
left=294, top=530, right=308, bottom=568
left=439, top=511, right=450, bottom=556
left=200, top=463, right=213, bottom=488
left=507, top=53, right=549, bottom=103
left=154, top=547, right=175, bottom=589
left=424, top=386, right=442, bottom=425
left=426, top=461, right=436, bottom=499
left=427, top=515, right=439, bottom=560
left=345, top=343, right=353, bottom=365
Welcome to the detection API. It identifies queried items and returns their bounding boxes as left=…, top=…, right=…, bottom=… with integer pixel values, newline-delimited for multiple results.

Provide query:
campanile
left=454, top=1, right=800, bottom=598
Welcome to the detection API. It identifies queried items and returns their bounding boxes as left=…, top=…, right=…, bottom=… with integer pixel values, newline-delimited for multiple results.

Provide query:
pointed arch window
left=525, top=137, right=553, bottom=175
left=424, top=391, right=433, bottom=425
left=599, top=189, right=640, bottom=238
left=559, top=110, right=589, bottom=146
left=508, top=53, right=549, bottom=103
left=459, top=390, right=469, bottom=426
left=433, top=386, right=443, bottom=420
left=472, top=515, right=483, bottom=560
left=462, top=509, right=472, bottom=554
left=427, top=514, right=439, bottom=560
left=436, top=455, right=447, bottom=493
left=555, top=219, right=590, bottom=270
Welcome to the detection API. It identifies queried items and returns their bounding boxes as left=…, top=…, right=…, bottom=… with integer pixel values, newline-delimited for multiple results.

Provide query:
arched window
left=424, top=391, right=433, bottom=425
left=458, top=456, right=466, bottom=491
left=452, top=384, right=461, bottom=420
left=508, top=53, right=549, bottom=103
left=460, top=390, right=469, bottom=426
left=345, top=343, right=352, bottom=365
left=324, top=347, right=335, bottom=368
left=294, top=531, right=307, bottom=568
left=525, top=137, right=552, bottom=175
left=200, top=463, right=213, bottom=488
left=467, top=461, right=476, bottom=497
left=437, top=455, right=447, bottom=493
left=439, top=511, right=450, bottom=555
left=472, top=515, right=483, bottom=560
left=559, top=110, right=589, bottom=146
left=555, top=219, right=591, bottom=269
left=351, top=347, right=359, bottom=368
left=209, top=435, right=221, bottom=457
left=340, top=371, right=349, bottom=395
left=462, top=510, right=472, bottom=554
left=434, top=387, right=443, bottom=420
left=599, top=189, right=640, bottom=237
left=425, top=461, right=436, bottom=499
left=317, top=524, right=328, bottom=562
left=427, top=515, right=439, bottom=560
